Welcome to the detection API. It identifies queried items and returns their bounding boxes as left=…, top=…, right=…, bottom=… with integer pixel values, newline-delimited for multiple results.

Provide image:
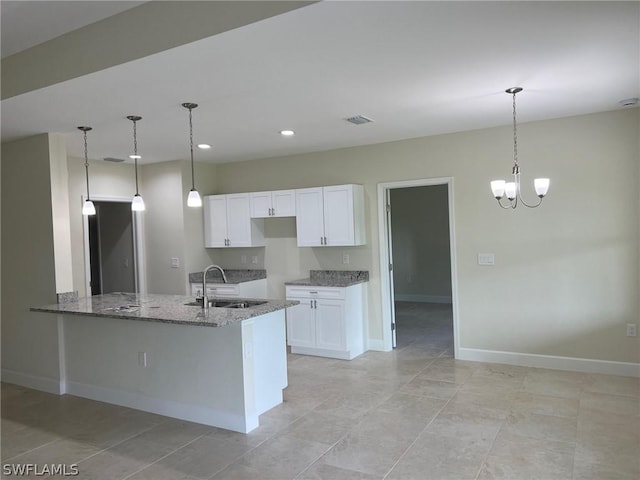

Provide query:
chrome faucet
left=202, top=265, right=228, bottom=311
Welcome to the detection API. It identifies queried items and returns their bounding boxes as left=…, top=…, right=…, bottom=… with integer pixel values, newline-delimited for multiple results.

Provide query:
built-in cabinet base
left=285, top=283, right=366, bottom=360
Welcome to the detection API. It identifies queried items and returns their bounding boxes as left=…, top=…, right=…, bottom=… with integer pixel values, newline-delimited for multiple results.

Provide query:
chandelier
left=490, top=87, right=549, bottom=208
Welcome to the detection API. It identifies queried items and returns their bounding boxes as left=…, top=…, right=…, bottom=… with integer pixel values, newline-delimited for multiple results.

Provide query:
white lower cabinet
left=285, top=284, right=365, bottom=360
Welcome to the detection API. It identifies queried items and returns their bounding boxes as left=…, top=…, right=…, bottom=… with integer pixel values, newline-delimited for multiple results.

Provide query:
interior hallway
left=2, top=303, right=638, bottom=479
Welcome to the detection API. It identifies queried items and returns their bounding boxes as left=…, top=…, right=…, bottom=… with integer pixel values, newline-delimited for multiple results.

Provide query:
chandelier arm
left=517, top=192, right=543, bottom=208
left=496, top=198, right=512, bottom=209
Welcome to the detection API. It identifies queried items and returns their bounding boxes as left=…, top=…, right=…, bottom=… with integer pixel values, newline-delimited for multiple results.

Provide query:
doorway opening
left=377, top=178, right=459, bottom=356
left=82, top=196, right=145, bottom=295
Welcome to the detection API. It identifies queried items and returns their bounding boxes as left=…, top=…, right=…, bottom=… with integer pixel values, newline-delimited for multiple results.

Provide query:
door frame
left=377, top=177, right=460, bottom=356
left=82, top=195, right=146, bottom=295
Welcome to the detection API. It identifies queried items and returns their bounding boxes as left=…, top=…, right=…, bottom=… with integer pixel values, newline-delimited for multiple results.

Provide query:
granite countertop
left=285, top=270, right=369, bottom=287
left=31, top=292, right=297, bottom=328
left=189, top=269, right=266, bottom=284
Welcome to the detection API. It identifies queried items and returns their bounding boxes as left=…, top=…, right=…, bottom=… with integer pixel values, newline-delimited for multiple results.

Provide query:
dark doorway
left=389, top=184, right=453, bottom=349
left=88, top=201, right=136, bottom=294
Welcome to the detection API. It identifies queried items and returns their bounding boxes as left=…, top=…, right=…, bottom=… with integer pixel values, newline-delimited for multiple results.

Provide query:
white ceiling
left=1, top=1, right=638, bottom=165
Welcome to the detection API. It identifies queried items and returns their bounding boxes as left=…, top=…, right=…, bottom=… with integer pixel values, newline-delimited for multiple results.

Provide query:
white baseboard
left=1, top=369, right=64, bottom=394
left=394, top=294, right=452, bottom=304
left=65, top=380, right=258, bottom=433
left=458, top=348, right=640, bottom=378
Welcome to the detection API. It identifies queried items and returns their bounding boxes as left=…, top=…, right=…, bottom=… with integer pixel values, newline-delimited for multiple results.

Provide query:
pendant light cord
left=512, top=91, right=519, bottom=172
left=132, top=119, right=140, bottom=195
left=188, top=107, right=196, bottom=189
left=83, top=130, right=91, bottom=200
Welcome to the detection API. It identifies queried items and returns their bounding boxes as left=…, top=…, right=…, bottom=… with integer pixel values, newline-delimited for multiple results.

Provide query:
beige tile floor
left=2, top=302, right=639, bottom=479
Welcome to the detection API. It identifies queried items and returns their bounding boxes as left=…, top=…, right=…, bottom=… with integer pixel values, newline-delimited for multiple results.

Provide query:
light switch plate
left=478, top=253, right=495, bottom=266
left=171, top=257, right=180, bottom=268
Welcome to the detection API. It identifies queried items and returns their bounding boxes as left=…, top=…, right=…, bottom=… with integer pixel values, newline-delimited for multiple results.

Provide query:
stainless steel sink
left=184, top=299, right=267, bottom=309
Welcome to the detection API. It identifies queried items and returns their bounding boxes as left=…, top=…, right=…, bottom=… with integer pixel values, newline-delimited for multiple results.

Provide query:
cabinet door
left=295, top=187, right=324, bottom=246
left=315, top=299, right=346, bottom=351
left=286, top=300, right=316, bottom=348
left=323, top=185, right=355, bottom=246
left=272, top=190, right=296, bottom=217
left=225, top=194, right=252, bottom=247
left=250, top=192, right=272, bottom=218
left=204, top=195, right=228, bottom=247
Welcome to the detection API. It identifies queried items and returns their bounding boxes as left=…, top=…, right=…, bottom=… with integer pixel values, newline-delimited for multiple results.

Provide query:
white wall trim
left=1, top=369, right=64, bottom=395
left=458, top=347, right=640, bottom=378
left=367, top=338, right=386, bottom=352
left=377, top=177, right=460, bottom=357
left=394, top=294, right=452, bottom=304
left=66, top=380, right=257, bottom=433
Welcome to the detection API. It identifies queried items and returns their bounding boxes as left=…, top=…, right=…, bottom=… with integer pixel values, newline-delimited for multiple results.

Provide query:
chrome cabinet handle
left=324, top=236, right=327, bottom=245
left=314, top=300, right=317, bottom=308
left=310, top=300, right=313, bottom=309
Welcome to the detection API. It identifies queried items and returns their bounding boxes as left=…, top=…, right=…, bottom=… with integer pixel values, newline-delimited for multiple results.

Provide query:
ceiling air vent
left=345, top=115, right=373, bottom=125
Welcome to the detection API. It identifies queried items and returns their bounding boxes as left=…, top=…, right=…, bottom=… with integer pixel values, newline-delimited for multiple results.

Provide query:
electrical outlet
left=342, top=253, right=350, bottom=265
left=171, top=257, right=180, bottom=268
left=627, top=324, right=637, bottom=337
left=252, top=256, right=259, bottom=264
left=478, top=253, right=495, bottom=266
left=241, top=255, right=247, bottom=264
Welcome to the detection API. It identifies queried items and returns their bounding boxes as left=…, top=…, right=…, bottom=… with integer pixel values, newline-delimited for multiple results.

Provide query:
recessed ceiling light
left=280, top=130, right=295, bottom=136
left=197, top=143, right=211, bottom=149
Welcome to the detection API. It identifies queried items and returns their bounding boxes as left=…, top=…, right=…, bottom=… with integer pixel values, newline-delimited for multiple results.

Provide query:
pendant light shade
left=182, top=102, right=202, bottom=208
left=490, top=87, right=550, bottom=209
left=187, top=189, right=202, bottom=207
left=78, top=126, right=96, bottom=216
left=127, top=115, right=146, bottom=212
left=131, top=194, right=146, bottom=211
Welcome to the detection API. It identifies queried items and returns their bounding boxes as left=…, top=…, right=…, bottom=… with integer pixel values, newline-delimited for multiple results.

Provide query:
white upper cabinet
left=250, top=190, right=296, bottom=218
left=203, top=194, right=265, bottom=248
left=295, top=184, right=366, bottom=247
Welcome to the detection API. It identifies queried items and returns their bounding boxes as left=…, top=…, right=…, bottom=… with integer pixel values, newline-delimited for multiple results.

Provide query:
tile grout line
left=381, top=389, right=456, bottom=480
left=120, top=432, right=209, bottom=480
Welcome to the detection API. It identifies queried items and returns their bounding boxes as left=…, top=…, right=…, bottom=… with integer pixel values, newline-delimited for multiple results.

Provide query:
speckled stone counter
left=31, top=292, right=296, bottom=327
left=188, top=269, right=266, bottom=284
left=285, top=270, right=369, bottom=287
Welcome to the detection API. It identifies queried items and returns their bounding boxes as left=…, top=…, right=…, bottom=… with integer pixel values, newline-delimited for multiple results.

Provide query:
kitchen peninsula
left=32, top=292, right=296, bottom=433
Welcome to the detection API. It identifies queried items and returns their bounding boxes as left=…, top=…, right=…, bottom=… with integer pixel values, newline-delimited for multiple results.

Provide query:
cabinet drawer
left=285, top=286, right=345, bottom=300
left=191, top=283, right=240, bottom=297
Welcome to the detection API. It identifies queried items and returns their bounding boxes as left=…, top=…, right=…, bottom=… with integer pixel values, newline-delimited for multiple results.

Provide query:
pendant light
left=490, top=87, right=550, bottom=209
left=78, top=126, right=96, bottom=215
left=182, top=102, right=202, bottom=207
left=127, top=115, right=146, bottom=211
